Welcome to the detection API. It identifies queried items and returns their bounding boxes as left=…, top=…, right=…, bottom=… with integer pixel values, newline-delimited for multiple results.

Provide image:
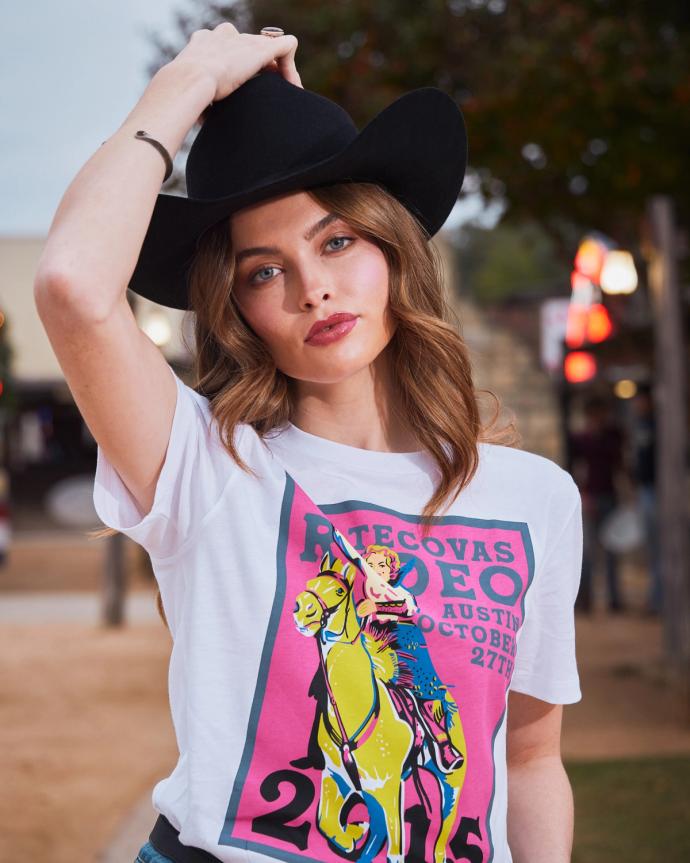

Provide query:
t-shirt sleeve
left=92, top=363, right=238, bottom=561
left=509, top=475, right=583, bottom=704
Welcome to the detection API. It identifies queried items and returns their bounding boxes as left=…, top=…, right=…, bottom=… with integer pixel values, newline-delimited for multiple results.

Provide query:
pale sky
left=0, top=0, right=497, bottom=237
left=1, top=0, right=183, bottom=235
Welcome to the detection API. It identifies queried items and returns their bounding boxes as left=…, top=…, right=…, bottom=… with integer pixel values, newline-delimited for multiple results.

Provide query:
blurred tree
left=145, top=0, right=690, bottom=259
left=458, top=220, right=571, bottom=303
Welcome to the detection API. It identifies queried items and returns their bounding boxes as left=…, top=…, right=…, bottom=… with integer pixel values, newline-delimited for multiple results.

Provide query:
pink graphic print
left=219, top=476, right=534, bottom=863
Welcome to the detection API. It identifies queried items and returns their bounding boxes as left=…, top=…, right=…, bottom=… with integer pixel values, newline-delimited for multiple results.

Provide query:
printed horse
left=293, top=551, right=467, bottom=863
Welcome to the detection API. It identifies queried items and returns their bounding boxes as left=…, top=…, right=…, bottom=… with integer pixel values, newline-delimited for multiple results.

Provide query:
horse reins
left=303, top=571, right=379, bottom=791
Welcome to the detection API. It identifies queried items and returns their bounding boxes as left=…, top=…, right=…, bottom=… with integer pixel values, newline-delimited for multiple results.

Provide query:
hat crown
left=186, top=72, right=359, bottom=200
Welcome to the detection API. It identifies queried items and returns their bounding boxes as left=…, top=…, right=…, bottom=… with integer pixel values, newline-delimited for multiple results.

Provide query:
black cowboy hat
left=127, top=70, right=468, bottom=311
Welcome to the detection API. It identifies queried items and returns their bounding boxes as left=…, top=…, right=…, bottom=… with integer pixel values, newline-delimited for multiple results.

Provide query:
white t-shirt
left=93, top=363, right=582, bottom=863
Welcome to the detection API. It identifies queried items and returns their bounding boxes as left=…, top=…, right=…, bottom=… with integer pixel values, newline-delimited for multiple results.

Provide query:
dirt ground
left=1, top=620, right=176, bottom=863
left=2, top=534, right=690, bottom=862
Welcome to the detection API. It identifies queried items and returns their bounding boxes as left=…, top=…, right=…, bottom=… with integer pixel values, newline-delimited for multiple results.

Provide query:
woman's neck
left=289, top=350, right=422, bottom=454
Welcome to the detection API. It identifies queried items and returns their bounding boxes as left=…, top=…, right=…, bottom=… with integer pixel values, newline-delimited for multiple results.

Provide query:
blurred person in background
left=569, top=395, right=627, bottom=614
left=630, top=385, right=662, bottom=616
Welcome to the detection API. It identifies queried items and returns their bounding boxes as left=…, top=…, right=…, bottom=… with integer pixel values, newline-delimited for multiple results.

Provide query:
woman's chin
left=287, top=359, right=377, bottom=386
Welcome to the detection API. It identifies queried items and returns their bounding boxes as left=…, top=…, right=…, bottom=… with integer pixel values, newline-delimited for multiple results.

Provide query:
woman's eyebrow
left=234, top=212, right=342, bottom=265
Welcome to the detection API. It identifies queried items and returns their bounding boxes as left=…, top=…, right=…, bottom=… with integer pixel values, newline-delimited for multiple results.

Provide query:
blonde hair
left=363, top=544, right=401, bottom=581
left=88, top=181, right=519, bottom=631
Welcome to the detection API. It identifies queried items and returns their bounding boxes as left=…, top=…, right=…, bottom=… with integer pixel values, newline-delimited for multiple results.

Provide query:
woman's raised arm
left=34, top=23, right=300, bottom=315
left=34, top=24, right=300, bottom=517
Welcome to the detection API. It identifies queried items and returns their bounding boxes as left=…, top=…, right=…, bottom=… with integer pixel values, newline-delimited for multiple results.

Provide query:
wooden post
left=643, top=195, right=690, bottom=722
left=103, top=531, right=126, bottom=626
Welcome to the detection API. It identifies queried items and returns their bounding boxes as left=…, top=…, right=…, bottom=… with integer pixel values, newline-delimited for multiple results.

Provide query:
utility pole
left=643, top=195, right=690, bottom=722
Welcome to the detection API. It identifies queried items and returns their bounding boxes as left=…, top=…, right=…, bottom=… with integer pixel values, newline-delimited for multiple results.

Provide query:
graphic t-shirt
left=93, top=364, right=583, bottom=863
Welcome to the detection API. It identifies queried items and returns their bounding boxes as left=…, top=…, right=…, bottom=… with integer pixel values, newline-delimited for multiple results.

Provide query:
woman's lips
left=305, top=312, right=358, bottom=340
left=305, top=316, right=359, bottom=346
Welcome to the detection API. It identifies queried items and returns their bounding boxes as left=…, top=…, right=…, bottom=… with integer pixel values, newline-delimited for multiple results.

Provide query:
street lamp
left=600, top=250, right=638, bottom=295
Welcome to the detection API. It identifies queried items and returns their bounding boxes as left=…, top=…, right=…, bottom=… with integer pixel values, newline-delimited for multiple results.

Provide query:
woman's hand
left=170, top=21, right=302, bottom=113
left=357, top=599, right=377, bottom=617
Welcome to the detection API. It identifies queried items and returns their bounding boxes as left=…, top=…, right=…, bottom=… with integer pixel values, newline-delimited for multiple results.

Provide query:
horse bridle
left=303, top=570, right=362, bottom=642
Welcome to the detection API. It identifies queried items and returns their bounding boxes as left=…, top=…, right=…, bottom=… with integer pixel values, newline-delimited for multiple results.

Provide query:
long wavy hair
left=87, top=181, right=519, bottom=630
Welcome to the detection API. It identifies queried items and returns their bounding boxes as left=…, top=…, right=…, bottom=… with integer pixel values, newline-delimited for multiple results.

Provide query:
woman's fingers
left=179, top=26, right=303, bottom=113
left=266, top=34, right=302, bottom=88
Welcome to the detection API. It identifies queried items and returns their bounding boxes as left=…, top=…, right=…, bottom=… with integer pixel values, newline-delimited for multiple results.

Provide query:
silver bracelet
left=133, top=130, right=173, bottom=182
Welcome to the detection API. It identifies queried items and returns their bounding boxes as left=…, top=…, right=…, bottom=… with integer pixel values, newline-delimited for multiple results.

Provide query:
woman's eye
left=248, top=265, right=280, bottom=285
left=247, top=236, right=354, bottom=285
left=326, top=235, right=355, bottom=252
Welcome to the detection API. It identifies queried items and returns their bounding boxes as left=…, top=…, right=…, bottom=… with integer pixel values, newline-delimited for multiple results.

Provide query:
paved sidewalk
left=0, top=589, right=159, bottom=624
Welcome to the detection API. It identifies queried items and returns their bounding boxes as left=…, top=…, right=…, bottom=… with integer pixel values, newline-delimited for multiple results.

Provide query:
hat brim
left=128, top=86, right=467, bottom=310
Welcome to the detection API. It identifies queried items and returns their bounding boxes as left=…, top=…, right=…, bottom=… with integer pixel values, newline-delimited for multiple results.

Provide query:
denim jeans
left=135, top=841, right=176, bottom=863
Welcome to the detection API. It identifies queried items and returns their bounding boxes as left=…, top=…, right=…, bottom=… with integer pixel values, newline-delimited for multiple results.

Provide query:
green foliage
left=458, top=219, right=571, bottom=303
left=566, top=755, right=690, bottom=863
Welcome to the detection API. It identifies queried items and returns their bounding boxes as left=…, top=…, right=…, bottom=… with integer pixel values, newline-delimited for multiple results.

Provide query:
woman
left=357, top=544, right=465, bottom=773
left=35, top=21, right=584, bottom=863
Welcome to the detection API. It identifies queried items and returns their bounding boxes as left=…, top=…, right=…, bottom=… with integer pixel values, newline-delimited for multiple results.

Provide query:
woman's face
left=229, top=190, right=395, bottom=384
left=366, top=551, right=392, bottom=582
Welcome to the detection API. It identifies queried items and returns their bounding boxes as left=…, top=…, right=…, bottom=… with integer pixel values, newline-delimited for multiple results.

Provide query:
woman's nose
left=295, top=265, right=335, bottom=309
